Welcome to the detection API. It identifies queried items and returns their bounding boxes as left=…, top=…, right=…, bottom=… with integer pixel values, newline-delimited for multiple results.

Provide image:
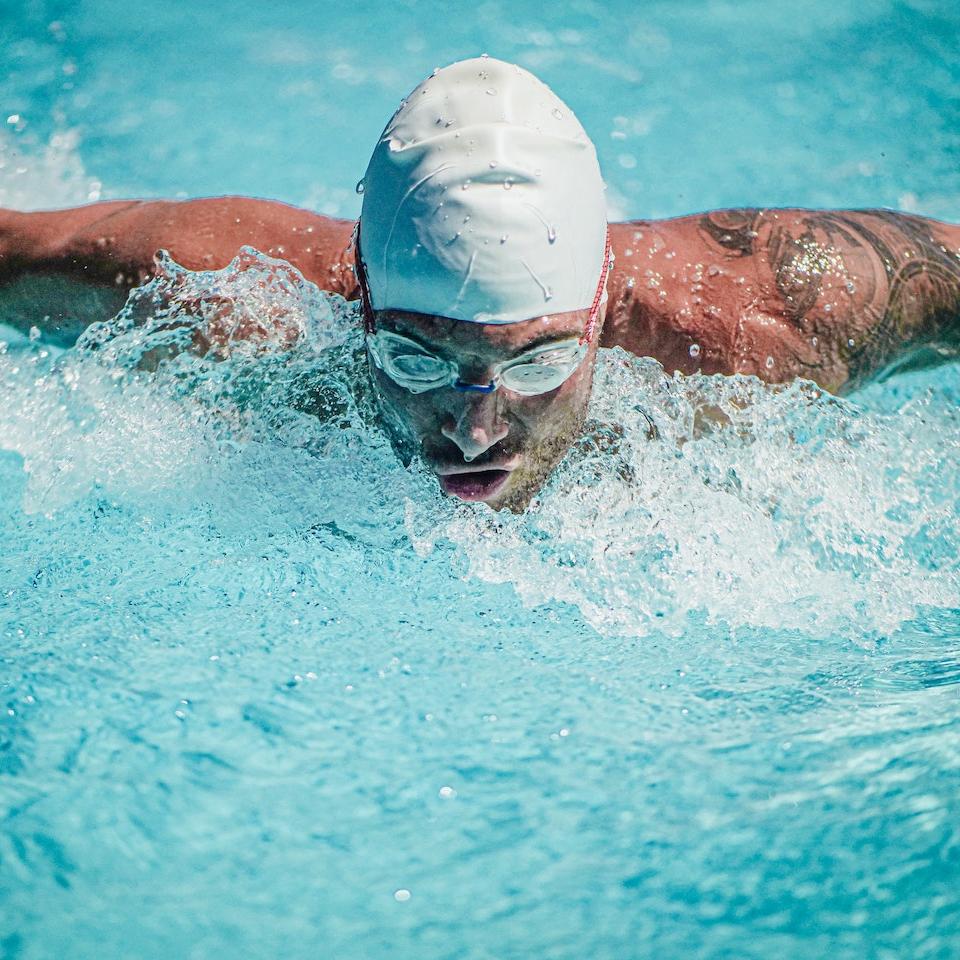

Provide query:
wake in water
left=1, top=249, right=958, bottom=639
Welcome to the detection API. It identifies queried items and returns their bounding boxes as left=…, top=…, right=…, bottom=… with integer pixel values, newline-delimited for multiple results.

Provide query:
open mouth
left=438, top=469, right=512, bottom=501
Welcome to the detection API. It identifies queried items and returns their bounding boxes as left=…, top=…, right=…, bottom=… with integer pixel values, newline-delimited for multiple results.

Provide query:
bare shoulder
left=0, top=197, right=361, bottom=341
left=607, top=209, right=960, bottom=391
left=2, top=197, right=359, bottom=293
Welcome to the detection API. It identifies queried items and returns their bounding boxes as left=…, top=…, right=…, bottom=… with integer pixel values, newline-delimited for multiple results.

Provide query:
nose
left=440, top=390, right=510, bottom=461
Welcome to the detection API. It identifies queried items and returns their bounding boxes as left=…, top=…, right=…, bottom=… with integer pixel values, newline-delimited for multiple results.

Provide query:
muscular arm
left=0, top=198, right=358, bottom=344
left=5, top=198, right=959, bottom=392
left=606, top=208, right=960, bottom=392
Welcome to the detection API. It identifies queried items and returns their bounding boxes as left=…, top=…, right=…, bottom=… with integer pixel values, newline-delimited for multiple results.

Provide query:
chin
left=483, top=466, right=547, bottom=513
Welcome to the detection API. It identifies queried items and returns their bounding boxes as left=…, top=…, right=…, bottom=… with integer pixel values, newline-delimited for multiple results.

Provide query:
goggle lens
left=368, top=332, right=586, bottom=397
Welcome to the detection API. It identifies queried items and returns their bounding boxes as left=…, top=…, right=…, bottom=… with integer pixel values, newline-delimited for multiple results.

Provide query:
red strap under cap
left=579, top=229, right=612, bottom=346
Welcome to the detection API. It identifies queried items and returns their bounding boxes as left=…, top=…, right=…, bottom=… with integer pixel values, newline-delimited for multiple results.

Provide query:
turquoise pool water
left=2, top=1, right=960, bottom=958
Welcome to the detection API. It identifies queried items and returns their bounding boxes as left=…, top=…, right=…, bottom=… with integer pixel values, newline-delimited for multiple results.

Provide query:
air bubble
left=461, top=180, right=471, bottom=190
left=689, top=343, right=701, bottom=358
left=355, top=179, right=365, bottom=195
left=765, top=356, right=775, bottom=369
left=503, top=179, right=513, bottom=190
left=552, top=108, right=563, bottom=119
left=394, top=889, right=411, bottom=902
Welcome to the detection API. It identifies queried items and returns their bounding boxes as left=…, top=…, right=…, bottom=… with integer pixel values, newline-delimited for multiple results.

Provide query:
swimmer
left=1, top=57, right=959, bottom=510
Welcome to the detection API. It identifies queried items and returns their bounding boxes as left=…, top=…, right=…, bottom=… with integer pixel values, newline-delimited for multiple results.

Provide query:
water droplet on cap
left=503, top=179, right=513, bottom=190
left=461, top=179, right=471, bottom=190
left=689, top=343, right=701, bottom=358
left=765, top=356, right=775, bottom=369
left=489, top=160, right=498, bottom=169
left=547, top=226, right=557, bottom=243
left=552, top=108, right=563, bottom=119
left=486, top=88, right=497, bottom=96
left=355, top=179, right=365, bottom=194
left=500, top=234, right=509, bottom=243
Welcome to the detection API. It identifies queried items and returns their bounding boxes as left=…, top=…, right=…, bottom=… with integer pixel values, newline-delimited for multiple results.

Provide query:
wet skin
left=2, top=198, right=959, bottom=506
left=369, top=305, right=604, bottom=511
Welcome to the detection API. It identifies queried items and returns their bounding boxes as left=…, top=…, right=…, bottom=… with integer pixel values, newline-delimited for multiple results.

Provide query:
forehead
left=375, top=307, right=587, bottom=351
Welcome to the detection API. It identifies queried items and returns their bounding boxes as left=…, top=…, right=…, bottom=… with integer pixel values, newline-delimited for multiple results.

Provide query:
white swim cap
left=357, top=56, right=608, bottom=324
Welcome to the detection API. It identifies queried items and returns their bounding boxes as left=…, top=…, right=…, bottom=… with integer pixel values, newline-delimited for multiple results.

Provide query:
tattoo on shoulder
left=763, top=209, right=960, bottom=383
left=697, top=209, right=764, bottom=257
left=697, top=207, right=960, bottom=385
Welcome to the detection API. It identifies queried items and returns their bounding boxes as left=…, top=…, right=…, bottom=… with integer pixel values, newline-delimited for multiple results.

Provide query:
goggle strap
left=353, top=227, right=378, bottom=335
left=580, top=230, right=612, bottom=347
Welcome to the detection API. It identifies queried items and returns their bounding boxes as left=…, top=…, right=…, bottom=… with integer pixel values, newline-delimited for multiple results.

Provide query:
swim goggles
left=353, top=225, right=612, bottom=394
left=366, top=329, right=588, bottom=395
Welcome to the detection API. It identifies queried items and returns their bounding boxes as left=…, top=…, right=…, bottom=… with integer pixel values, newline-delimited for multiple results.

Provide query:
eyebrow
left=380, top=321, right=581, bottom=359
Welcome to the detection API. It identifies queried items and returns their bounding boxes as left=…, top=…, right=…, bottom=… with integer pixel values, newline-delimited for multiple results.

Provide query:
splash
left=0, top=127, right=102, bottom=210
left=1, top=249, right=958, bottom=639
left=418, top=355, right=960, bottom=638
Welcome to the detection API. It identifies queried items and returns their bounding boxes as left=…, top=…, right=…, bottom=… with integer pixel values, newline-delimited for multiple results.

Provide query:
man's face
left=368, top=306, right=604, bottom=511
